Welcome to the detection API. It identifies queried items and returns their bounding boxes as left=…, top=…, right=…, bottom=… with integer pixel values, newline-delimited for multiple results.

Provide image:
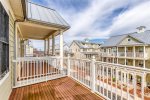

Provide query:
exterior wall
left=70, top=42, right=81, bottom=58
left=146, top=46, right=150, bottom=58
left=119, top=36, right=141, bottom=45
left=0, top=0, right=16, bottom=99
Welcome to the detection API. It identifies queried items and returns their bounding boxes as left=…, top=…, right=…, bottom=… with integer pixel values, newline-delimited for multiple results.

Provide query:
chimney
left=136, top=26, right=146, bottom=33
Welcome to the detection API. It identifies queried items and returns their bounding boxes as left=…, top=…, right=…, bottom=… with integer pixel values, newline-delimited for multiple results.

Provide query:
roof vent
left=136, top=26, right=146, bottom=33
left=84, top=38, right=89, bottom=43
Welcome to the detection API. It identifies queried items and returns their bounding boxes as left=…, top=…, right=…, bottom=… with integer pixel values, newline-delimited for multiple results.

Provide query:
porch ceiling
left=18, top=22, right=59, bottom=40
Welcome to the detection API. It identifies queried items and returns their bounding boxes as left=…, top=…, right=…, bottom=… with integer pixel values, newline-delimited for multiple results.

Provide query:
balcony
left=126, top=52, right=134, bottom=57
left=102, top=52, right=117, bottom=57
left=10, top=56, right=150, bottom=100
left=136, top=52, right=144, bottom=58
left=118, top=52, right=125, bottom=57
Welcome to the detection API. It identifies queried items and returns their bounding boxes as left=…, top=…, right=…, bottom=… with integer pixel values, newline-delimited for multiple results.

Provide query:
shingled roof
left=72, top=40, right=101, bottom=49
left=101, top=30, right=150, bottom=47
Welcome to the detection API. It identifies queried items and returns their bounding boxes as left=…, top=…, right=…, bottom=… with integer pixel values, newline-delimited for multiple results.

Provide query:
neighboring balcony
left=118, top=52, right=125, bottom=57
left=101, top=52, right=117, bottom=57
left=126, top=52, right=134, bottom=57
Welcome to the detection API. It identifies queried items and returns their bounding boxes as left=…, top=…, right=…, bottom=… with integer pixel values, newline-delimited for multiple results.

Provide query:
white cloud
left=32, top=0, right=150, bottom=49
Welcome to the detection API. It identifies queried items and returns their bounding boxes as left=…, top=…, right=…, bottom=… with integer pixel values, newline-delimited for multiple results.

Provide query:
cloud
left=31, top=0, right=150, bottom=49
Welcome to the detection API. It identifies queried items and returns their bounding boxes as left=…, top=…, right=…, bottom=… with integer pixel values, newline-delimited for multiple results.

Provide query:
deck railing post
left=91, top=56, right=96, bottom=93
left=67, top=54, right=71, bottom=76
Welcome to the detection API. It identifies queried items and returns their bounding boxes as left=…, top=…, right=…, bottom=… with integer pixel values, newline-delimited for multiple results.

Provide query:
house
left=101, top=26, right=150, bottom=86
left=0, top=0, right=149, bottom=99
left=70, top=40, right=101, bottom=60
left=49, top=42, right=70, bottom=57
left=24, top=40, right=33, bottom=57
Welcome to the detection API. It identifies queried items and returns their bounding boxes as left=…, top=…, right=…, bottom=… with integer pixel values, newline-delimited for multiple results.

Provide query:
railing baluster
left=102, top=65, right=104, bottom=96
left=133, top=73, right=136, bottom=100
left=115, top=68, right=118, bottom=100
left=111, top=67, right=113, bottom=100
left=127, top=71, right=129, bottom=100
left=121, top=70, right=123, bottom=100
left=141, top=72, right=145, bottom=100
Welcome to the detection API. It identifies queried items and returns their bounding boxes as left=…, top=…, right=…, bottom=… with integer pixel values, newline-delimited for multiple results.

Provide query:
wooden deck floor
left=9, top=77, right=104, bottom=100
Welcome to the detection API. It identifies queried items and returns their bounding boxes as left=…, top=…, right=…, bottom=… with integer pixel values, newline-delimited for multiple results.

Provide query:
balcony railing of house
left=126, top=52, right=134, bottom=57
left=13, top=55, right=150, bottom=100
left=102, top=52, right=117, bottom=57
left=135, top=52, right=144, bottom=58
left=118, top=52, right=125, bottom=57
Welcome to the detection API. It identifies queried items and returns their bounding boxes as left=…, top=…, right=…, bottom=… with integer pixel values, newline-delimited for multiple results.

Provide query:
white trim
left=0, top=72, right=10, bottom=86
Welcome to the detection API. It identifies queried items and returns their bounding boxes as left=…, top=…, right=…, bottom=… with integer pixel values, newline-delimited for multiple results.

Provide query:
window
left=128, top=38, right=131, bottom=42
left=0, top=2, right=9, bottom=80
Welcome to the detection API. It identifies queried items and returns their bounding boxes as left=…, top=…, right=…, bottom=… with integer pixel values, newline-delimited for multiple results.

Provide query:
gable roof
left=101, top=34, right=128, bottom=47
left=101, top=30, right=150, bottom=47
left=71, top=40, right=101, bottom=49
left=26, top=1, right=70, bottom=30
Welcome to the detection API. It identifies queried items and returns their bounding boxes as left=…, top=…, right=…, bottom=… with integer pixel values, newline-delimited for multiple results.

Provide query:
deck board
left=9, top=77, right=104, bottom=100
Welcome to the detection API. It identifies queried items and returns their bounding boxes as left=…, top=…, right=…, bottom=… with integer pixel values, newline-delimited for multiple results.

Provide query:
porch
left=9, top=77, right=103, bottom=100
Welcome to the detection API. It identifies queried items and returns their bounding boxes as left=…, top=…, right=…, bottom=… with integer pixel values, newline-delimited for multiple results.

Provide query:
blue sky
left=31, top=0, right=150, bottom=50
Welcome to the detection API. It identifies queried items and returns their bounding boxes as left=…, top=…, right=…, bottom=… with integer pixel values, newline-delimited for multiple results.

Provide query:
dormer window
left=128, top=38, right=131, bottom=42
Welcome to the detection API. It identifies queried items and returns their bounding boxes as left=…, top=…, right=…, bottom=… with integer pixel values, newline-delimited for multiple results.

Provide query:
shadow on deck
left=9, top=77, right=104, bottom=100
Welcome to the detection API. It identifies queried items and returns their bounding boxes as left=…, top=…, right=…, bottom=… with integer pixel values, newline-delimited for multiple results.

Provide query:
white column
left=133, top=59, right=135, bottom=67
left=60, top=31, right=63, bottom=70
left=143, top=60, right=145, bottom=69
left=15, top=28, right=18, bottom=58
left=124, top=72, right=126, bottom=83
left=125, top=46, right=127, bottom=57
left=133, top=46, right=135, bottom=57
left=125, top=47, right=127, bottom=65
left=67, top=54, right=70, bottom=76
left=52, top=33, right=55, bottom=56
left=117, top=47, right=118, bottom=64
left=143, top=46, right=146, bottom=58
left=143, top=46, right=146, bottom=68
left=47, top=38, right=50, bottom=55
left=44, top=40, right=46, bottom=55
left=91, top=56, right=96, bottom=93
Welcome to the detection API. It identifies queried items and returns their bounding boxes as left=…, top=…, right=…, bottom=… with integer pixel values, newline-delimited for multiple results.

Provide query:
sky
left=30, top=0, right=150, bottom=50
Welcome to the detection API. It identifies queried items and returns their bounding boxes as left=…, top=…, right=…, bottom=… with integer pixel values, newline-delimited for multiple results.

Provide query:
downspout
left=14, top=19, right=25, bottom=59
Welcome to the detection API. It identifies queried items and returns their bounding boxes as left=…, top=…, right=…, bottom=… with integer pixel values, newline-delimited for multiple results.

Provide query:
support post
left=143, top=46, right=146, bottom=58
left=67, top=54, right=70, bottom=76
left=52, top=33, right=55, bottom=56
left=60, top=30, right=63, bottom=70
left=91, top=56, right=96, bottom=93
left=47, top=38, right=50, bottom=55
left=44, top=39, right=46, bottom=55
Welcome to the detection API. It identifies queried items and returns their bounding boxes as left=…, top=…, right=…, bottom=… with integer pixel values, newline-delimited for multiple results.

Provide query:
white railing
left=13, top=55, right=150, bottom=100
left=67, top=55, right=150, bottom=100
left=118, top=52, right=125, bottom=57
left=102, top=52, right=117, bottom=57
left=69, top=58, right=92, bottom=88
left=126, top=52, right=134, bottom=57
left=136, top=52, right=144, bottom=58
left=13, top=56, right=66, bottom=87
